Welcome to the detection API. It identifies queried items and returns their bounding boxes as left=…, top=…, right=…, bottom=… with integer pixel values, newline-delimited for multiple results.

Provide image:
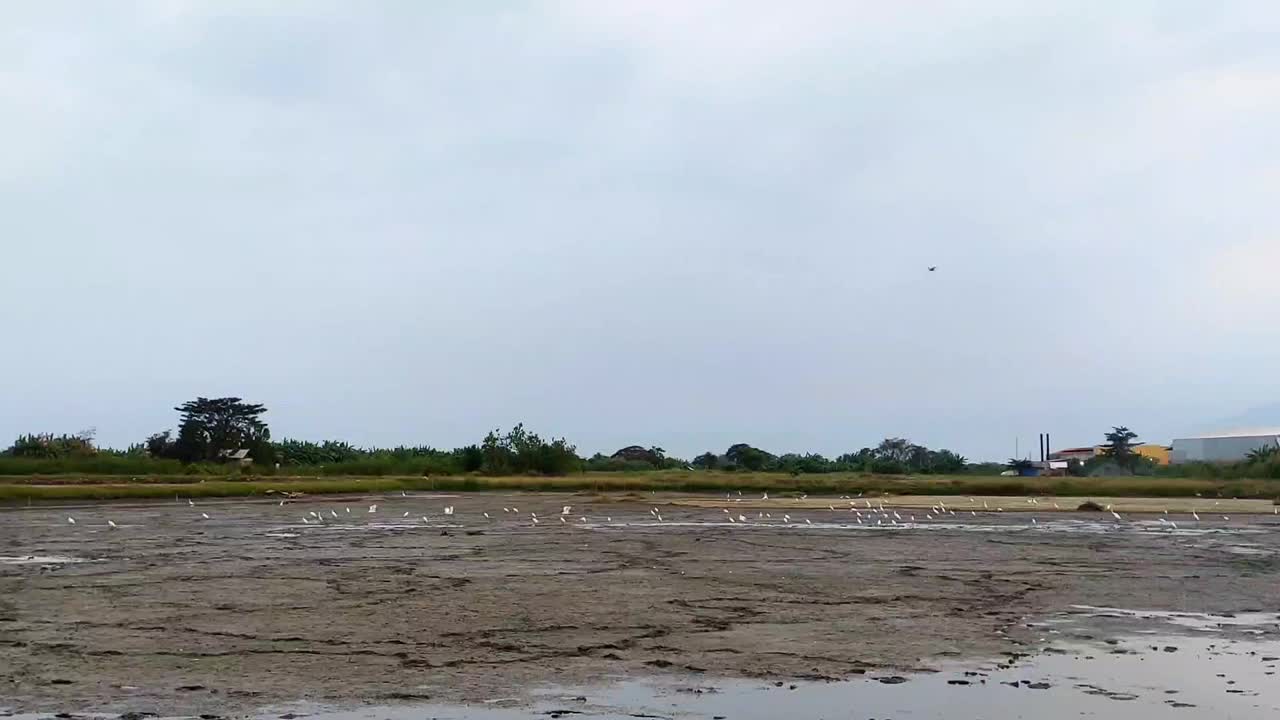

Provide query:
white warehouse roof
left=1174, top=428, right=1280, bottom=440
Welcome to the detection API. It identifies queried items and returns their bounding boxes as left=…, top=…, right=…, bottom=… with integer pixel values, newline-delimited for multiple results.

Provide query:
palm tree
left=1101, top=426, right=1140, bottom=469
left=1246, top=444, right=1280, bottom=463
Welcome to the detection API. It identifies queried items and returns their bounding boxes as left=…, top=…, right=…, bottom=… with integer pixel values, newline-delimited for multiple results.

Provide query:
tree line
left=2, top=396, right=982, bottom=477
left=9, top=397, right=1277, bottom=479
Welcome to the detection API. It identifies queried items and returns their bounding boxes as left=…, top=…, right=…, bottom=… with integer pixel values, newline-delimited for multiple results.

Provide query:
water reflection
left=246, top=633, right=1279, bottom=720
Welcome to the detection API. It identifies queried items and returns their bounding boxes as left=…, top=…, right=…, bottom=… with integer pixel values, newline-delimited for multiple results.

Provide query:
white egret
left=444, top=506, right=455, bottom=516
left=562, top=506, right=572, bottom=515
left=107, top=520, right=117, bottom=528
left=67, top=517, right=76, bottom=524
left=201, top=513, right=210, bottom=520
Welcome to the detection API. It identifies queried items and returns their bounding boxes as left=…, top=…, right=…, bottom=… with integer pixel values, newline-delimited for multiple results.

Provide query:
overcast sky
left=3, top=1, right=1278, bottom=461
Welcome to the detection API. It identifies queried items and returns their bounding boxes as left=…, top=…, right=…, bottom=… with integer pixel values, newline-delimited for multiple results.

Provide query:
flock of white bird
left=59, top=489, right=1276, bottom=531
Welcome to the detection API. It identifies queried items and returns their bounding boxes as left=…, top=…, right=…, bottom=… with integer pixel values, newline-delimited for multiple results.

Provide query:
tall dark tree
left=172, top=397, right=271, bottom=463
left=479, top=424, right=579, bottom=475
left=725, top=443, right=772, bottom=471
left=691, top=452, right=719, bottom=470
left=836, top=448, right=875, bottom=470
left=145, top=431, right=175, bottom=459
left=926, top=449, right=969, bottom=474
left=457, top=444, right=484, bottom=473
left=874, top=438, right=921, bottom=464
left=1100, top=426, right=1139, bottom=469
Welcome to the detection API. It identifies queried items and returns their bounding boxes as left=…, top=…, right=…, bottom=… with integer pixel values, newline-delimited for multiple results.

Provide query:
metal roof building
left=1170, top=429, right=1280, bottom=464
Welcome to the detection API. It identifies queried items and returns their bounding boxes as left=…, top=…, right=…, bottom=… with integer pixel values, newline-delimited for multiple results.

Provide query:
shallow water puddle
left=239, top=634, right=1280, bottom=720
left=1065, top=605, right=1280, bottom=634
left=592, top=519, right=1268, bottom=539
left=0, top=555, right=92, bottom=565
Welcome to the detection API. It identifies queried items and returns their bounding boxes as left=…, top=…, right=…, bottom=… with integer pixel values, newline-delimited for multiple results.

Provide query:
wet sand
left=1, top=492, right=1278, bottom=716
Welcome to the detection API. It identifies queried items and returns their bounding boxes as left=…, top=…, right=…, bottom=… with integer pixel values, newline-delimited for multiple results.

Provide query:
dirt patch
left=1, top=493, right=1277, bottom=714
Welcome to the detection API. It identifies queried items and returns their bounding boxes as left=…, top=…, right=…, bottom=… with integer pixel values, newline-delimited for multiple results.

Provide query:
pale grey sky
left=3, top=1, right=1278, bottom=461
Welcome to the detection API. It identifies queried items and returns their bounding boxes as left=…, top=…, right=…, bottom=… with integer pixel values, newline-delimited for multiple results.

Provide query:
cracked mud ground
left=2, top=493, right=1278, bottom=714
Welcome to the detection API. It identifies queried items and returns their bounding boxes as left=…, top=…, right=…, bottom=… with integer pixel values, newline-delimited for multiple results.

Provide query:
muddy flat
left=1, top=492, right=1279, bottom=717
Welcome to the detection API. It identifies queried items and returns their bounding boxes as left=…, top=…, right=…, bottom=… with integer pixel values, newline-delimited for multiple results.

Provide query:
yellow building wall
left=1134, top=444, right=1171, bottom=465
left=1088, top=444, right=1171, bottom=465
